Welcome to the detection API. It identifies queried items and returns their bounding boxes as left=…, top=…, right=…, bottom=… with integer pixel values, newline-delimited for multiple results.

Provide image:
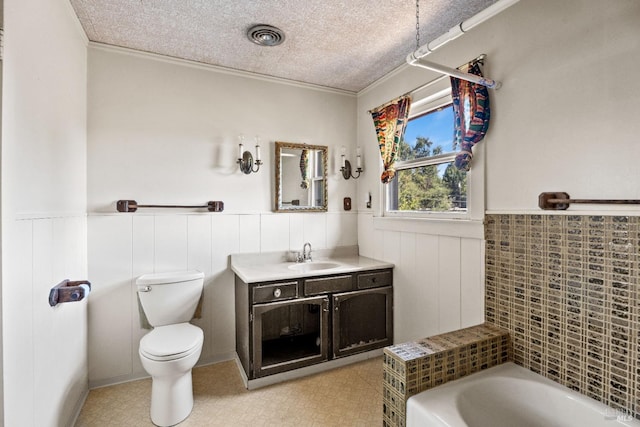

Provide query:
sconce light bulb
left=238, top=143, right=244, bottom=159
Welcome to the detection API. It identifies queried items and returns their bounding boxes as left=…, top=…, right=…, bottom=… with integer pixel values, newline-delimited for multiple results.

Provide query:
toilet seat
left=140, top=323, right=203, bottom=362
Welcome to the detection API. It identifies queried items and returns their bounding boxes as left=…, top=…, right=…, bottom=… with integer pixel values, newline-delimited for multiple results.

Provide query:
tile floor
left=76, top=358, right=383, bottom=426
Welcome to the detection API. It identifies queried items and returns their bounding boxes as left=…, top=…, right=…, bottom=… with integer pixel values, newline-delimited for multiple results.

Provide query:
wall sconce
left=340, top=146, right=363, bottom=180
left=237, top=135, right=262, bottom=174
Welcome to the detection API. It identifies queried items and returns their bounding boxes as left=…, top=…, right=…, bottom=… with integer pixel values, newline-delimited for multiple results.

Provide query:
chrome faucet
left=302, top=242, right=312, bottom=262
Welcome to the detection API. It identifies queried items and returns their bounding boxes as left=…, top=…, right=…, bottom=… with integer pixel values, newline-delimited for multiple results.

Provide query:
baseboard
left=68, top=387, right=89, bottom=427
left=88, top=351, right=237, bottom=389
left=194, top=351, right=237, bottom=368
left=89, top=371, right=150, bottom=390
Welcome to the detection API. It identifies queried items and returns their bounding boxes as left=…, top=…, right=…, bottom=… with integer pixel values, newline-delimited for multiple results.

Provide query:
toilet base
left=139, top=328, right=203, bottom=427
left=150, top=370, right=194, bottom=426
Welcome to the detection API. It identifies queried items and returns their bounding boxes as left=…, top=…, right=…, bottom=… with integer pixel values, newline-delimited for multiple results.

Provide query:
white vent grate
left=247, top=24, right=285, bottom=47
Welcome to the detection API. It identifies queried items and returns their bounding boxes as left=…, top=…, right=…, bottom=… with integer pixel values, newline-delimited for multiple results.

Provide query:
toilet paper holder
left=49, top=279, right=91, bottom=307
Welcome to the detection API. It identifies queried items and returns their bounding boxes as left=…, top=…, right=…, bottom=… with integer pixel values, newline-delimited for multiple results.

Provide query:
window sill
left=372, top=215, right=484, bottom=239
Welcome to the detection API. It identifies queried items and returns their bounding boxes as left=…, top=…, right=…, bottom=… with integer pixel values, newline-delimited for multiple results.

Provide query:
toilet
left=137, top=270, right=205, bottom=426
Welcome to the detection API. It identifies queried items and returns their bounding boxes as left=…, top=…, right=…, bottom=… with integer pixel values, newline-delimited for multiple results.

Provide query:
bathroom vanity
left=231, top=248, right=393, bottom=387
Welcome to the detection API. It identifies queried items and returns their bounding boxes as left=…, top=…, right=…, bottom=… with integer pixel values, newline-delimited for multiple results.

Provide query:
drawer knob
left=273, top=288, right=282, bottom=298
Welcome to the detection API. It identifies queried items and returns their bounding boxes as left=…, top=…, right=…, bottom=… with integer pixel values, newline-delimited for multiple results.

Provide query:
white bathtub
left=407, top=362, right=639, bottom=427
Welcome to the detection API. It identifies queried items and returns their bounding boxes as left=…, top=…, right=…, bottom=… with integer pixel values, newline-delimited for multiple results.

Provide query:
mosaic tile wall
left=485, top=214, right=640, bottom=419
left=382, top=323, right=511, bottom=427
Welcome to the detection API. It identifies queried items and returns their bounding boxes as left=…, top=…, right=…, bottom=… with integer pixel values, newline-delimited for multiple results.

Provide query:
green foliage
left=442, top=163, right=467, bottom=209
left=396, top=137, right=467, bottom=211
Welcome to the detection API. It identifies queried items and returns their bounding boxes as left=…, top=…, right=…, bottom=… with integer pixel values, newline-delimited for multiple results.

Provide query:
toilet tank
left=136, top=270, right=204, bottom=327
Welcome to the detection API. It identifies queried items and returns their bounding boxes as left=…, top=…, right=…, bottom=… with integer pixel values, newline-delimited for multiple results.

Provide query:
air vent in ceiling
left=247, top=24, right=285, bottom=47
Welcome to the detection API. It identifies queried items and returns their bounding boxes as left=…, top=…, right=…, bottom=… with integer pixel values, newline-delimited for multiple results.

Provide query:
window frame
left=383, top=87, right=482, bottom=220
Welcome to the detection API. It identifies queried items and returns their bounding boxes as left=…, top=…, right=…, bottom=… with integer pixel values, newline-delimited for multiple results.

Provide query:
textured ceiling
left=69, top=0, right=499, bottom=93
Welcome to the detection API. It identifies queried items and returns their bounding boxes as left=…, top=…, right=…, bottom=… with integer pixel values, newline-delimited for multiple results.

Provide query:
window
left=385, top=88, right=468, bottom=217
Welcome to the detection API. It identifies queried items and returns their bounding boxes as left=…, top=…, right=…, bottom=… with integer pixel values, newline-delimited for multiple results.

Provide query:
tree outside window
left=387, top=103, right=467, bottom=214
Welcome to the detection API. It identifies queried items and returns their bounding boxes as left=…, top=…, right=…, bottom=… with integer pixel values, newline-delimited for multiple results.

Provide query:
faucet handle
left=288, top=250, right=303, bottom=263
left=302, top=242, right=312, bottom=262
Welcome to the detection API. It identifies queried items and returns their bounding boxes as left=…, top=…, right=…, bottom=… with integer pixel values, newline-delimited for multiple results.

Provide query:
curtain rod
left=408, top=56, right=499, bottom=89
left=368, top=54, right=486, bottom=115
left=412, top=0, right=520, bottom=59
left=406, top=0, right=520, bottom=89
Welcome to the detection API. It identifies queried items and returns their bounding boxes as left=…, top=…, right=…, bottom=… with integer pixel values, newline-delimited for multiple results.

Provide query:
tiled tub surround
left=382, top=323, right=511, bottom=427
left=485, top=214, right=640, bottom=419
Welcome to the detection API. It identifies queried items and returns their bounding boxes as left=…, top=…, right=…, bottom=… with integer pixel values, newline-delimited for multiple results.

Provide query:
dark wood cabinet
left=332, top=286, right=393, bottom=358
left=235, top=268, right=393, bottom=380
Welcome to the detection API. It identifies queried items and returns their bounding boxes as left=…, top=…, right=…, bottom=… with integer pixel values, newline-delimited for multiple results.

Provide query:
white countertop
left=230, top=246, right=394, bottom=283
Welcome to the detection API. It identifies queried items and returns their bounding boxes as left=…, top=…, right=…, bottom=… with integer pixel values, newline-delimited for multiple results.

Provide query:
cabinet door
left=252, top=295, right=329, bottom=378
left=332, top=286, right=393, bottom=358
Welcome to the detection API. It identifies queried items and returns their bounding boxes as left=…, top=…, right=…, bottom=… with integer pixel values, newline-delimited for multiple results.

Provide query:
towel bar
left=539, top=192, right=640, bottom=210
left=117, top=200, right=224, bottom=212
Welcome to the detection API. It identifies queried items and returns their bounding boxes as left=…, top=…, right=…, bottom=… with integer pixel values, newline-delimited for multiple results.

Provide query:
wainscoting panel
left=358, top=213, right=485, bottom=344
left=461, top=238, right=484, bottom=327
left=4, top=215, right=88, bottom=427
left=260, top=214, right=291, bottom=252
left=87, top=212, right=358, bottom=387
left=154, top=215, right=189, bottom=271
left=130, top=215, right=155, bottom=375
left=438, top=236, right=462, bottom=334
left=4, top=220, right=35, bottom=427
left=87, top=215, right=133, bottom=381
left=415, top=234, right=441, bottom=338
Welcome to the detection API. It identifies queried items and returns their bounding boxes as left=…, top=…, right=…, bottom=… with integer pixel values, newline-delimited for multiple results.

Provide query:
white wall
left=86, top=47, right=358, bottom=386
left=87, top=46, right=357, bottom=214
left=0, top=1, right=5, bottom=420
left=1, top=0, right=88, bottom=426
left=356, top=0, right=640, bottom=342
left=482, top=0, right=640, bottom=211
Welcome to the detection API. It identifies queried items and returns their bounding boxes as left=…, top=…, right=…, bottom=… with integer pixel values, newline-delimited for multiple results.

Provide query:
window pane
left=400, top=105, right=454, bottom=161
left=388, top=162, right=467, bottom=212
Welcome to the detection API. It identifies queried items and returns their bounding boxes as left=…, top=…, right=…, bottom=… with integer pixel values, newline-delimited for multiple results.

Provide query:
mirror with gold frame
left=275, top=141, right=328, bottom=212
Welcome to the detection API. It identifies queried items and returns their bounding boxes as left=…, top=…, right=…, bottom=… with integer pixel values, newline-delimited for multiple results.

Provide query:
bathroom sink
left=288, top=262, right=341, bottom=272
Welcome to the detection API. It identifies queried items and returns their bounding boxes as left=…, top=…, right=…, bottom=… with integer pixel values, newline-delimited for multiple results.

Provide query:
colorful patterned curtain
left=371, top=95, right=412, bottom=183
left=451, top=61, right=491, bottom=171
left=300, top=149, right=309, bottom=189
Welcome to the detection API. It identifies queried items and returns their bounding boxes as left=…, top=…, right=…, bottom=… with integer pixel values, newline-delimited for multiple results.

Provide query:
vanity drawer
left=253, top=282, right=298, bottom=303
left=357, top=270, right=392, bottom=289
left=304, top=275, right=352, bottom=296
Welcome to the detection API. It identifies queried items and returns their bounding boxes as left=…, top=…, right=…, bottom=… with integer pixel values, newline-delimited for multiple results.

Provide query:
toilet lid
left=140, top=323, right=203, bottom=361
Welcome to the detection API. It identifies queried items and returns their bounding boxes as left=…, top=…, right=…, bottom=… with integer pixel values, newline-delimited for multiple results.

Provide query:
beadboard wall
left=4, top=215, right=88, bottom=426
left=358, top=213, right=485, bottom=343
left=87, top=211, right=357, bottom=386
